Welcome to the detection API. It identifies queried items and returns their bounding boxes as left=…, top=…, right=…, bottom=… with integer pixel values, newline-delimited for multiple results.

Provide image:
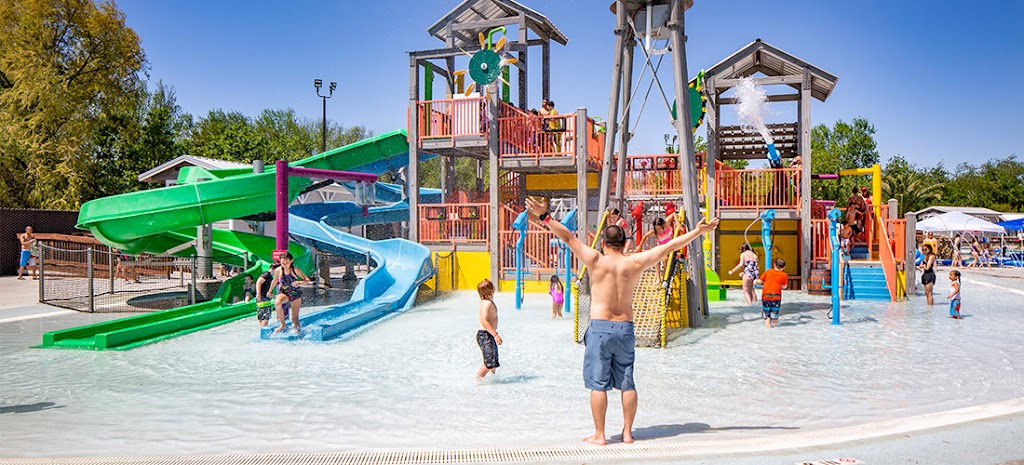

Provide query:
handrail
left=498, top=109, right=576, bottom=161
left=416, top=98, right=487, bottom=142
left=715, top=166, right=801, bottom=210
left=875, top=211, right=903, bottom=301
left=418, top=203, right=489, bottom=245
left=811, top=219, right=830, bottom=262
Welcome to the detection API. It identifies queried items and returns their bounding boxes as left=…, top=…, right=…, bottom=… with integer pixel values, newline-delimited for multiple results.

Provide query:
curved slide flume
left=262, top=202, right=433, bottom=342
left=41, top=130, right=420, bottom=350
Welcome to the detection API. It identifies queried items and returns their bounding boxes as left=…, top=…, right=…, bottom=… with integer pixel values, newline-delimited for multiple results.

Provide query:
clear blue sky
left=118, top=0, right=1023, bottom=168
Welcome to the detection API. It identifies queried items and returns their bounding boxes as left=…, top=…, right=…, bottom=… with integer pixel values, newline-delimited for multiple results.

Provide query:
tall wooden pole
left=407, top=57, right=420, bottom=242
left=615, top=37, right=636, bottom=215
left=668, top=0, right=707, bottom=325
left=598, top=0, right=628, bottom=218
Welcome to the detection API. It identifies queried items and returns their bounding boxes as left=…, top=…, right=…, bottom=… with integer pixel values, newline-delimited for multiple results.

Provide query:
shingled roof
left=705, top=39, right=839, bottom=102
left=427, top=0, right=568, bottom=49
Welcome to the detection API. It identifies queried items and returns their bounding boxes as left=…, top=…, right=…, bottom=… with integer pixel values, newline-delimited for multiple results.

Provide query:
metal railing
left=37, top=245, right=249, bottom=313
left=416, top=97, right=487, bottom=142
left=714, top=163, right=801, bottom=210
left=417, top=203, right=489, bottom=245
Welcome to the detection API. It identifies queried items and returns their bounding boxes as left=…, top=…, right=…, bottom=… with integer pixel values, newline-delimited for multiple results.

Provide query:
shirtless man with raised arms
left=526, top=197, right=719, bottom=445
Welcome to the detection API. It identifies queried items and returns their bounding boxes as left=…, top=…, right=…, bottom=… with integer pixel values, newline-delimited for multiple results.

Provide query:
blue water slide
left=260, top=202, right=433, bottom=342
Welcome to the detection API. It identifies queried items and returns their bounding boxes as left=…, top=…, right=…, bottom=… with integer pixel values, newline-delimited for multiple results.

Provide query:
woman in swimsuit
left=969, top=239, right=981, bottom=269
left=549, top=275, right=564, bottom=319
left=268, top=252, right=309, bottom=333
left=917, top=243, right=937, bottom=305
left=729, top=243, right=760, bottom=305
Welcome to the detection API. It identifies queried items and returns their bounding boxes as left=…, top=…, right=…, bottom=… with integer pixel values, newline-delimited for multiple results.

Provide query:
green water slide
left=40, top=130, right=411, bottom=350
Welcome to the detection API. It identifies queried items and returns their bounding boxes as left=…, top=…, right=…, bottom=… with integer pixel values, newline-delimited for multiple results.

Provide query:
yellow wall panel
left=718, top=219, right=801, bottom=278
left=525, top=172, right=599, bottom=191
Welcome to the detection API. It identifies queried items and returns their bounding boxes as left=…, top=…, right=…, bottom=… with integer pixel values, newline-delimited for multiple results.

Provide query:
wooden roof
left=705, top=39, right=839, bottom=102
left=427, top=0, right=569, bottom=48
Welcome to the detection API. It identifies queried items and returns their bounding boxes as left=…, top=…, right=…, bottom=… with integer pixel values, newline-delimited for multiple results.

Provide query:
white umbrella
left=916, top=211, right=1006, bottom=234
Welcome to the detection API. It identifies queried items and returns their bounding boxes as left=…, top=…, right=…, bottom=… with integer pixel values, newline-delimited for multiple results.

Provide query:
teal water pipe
left=560, top=210, right=578, bottom=314
left=760, top=209, right=776, bottom=272
left=512, top=210, right=529, bottom=310
left=827, top=209, right=842, bottom=324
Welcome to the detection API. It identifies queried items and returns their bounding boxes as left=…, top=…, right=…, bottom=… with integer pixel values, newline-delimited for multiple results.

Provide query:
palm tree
left=883, top=170, right=943, bottom=216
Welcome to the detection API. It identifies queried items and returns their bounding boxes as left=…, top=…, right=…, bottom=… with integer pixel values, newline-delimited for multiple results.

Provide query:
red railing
left=416, top=98, right=487, bottom=142
left=498, top=108, right=576, bottom=161
left=715, top=163, right=801, bottom=210
left=586, top=119, right=605, bottom=164
left=811, top=219, right=830, bottom=263
left=418, top=203, right=489, bottom=245
left=498, top=205, right=578, bottom=277
left=606, top=153, right=708, bottom=198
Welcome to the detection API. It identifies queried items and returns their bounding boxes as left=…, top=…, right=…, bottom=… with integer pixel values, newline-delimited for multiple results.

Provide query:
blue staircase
left=850, top=243, right=870, bottom=261
left=847, top=265, right=890, bottom=301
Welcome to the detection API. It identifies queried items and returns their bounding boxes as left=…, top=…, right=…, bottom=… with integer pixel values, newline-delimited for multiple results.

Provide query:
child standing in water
left=268, top=253, right=309, bottom=333
left=549, top=275, right=564, bottom=319
left=728, top=243, right=759, bottom=306
left=254, top=264, right=281, bottom=327
left=947, top=270, right=962, bottom=319
left=476, top=279, right=502, bottom=380
left=754, top=259, right=789, bottom=328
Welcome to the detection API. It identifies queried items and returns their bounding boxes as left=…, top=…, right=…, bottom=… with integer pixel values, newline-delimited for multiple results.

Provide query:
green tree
left=0, top=0, right=146, bottom=208
left=809, top=118, right=880, bottom=206
left=882, top=155, right=943, bottom=216
left=188, top=109, right=370, bottom=163
left=88, top=82, right=189, bottom=197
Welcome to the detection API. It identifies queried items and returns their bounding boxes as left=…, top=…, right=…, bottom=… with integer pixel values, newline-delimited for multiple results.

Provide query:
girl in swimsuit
left=269, top=252, right=309, bottom=333
left=638, top=218, right=671, bottom=251
left=549, top=275, right=564, bottom=319
left=917, top=243, right=937, bottom=306
left=729, top=243, right=760, bottom=305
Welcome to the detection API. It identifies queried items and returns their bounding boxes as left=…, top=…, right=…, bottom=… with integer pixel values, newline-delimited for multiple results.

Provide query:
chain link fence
left=38, top=241, right=250, bottom=313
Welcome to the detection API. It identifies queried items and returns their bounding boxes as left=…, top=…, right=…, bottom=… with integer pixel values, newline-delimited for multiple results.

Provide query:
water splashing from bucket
left=734, top=76, right=780, bottom=166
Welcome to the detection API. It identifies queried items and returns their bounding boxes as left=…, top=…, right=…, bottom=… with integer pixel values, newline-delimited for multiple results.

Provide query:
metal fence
left=38, top=242, right=249, bottom=313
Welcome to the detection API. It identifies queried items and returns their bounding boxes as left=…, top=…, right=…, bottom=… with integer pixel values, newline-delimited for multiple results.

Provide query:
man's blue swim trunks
left=583, top=319, right=636, bottom=391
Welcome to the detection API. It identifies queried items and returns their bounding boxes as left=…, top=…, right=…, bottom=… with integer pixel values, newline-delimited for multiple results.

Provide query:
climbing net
left=573, top=209, right=687, bottom=348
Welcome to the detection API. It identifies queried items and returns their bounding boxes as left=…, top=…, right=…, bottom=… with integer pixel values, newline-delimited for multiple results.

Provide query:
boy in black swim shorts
left=254, top=265, right=281, bottom=327
left=475, top=279, right=502, bottom=380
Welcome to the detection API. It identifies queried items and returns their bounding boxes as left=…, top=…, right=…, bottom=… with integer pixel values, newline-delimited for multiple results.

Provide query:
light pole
left=314, top=79, right=336, bottom=154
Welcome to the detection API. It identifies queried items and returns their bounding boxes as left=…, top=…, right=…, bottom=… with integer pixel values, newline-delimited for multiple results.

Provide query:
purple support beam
left=287, top=166, right=377, bottom=183
left=274, top=160, right=379, bottom=258
left=276, top=160, right=290, bottom=254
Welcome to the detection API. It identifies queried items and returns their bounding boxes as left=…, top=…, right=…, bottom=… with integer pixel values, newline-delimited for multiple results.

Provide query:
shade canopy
left=916, top=211, right=1005, bottom=234
left=997, top=217, right=1024, bottom=232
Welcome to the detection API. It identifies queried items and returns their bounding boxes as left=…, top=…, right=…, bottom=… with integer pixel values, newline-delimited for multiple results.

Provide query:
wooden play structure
left=405, top=1, right=909, bottom=342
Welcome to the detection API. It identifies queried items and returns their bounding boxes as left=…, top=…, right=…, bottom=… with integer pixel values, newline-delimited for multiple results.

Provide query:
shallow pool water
left=2, top=270, right=1022, bottom=457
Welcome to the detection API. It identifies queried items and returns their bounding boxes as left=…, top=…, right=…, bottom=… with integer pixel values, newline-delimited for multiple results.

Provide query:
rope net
left=574, top=251, right=687, bottom=348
